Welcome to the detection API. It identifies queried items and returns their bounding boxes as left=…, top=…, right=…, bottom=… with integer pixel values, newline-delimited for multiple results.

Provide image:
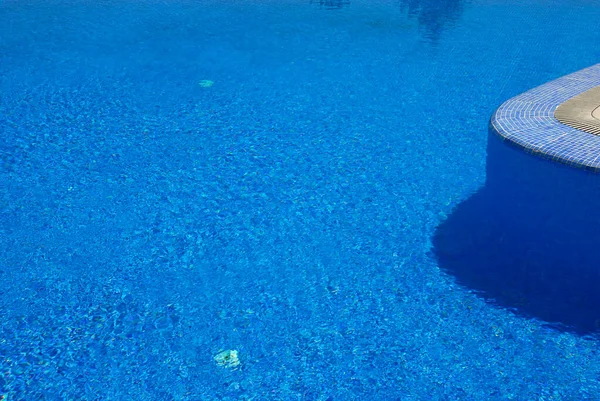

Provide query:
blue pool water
left=2, top=0, right=600, bottom=399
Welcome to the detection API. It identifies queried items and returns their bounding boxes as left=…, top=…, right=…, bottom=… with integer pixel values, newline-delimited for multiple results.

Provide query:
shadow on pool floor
left=432, top=131, right=600, bottom=337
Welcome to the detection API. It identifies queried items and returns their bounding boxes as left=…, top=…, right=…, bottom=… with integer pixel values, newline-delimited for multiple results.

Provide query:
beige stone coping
left=555, top=85, right=600, bottom=136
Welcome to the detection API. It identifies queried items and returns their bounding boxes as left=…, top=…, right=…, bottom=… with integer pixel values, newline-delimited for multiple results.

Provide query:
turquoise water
left=2, top=0, right=600, bottom=399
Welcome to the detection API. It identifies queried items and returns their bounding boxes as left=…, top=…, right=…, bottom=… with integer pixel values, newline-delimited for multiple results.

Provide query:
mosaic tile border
left=490, top=64, right=600, bottom=172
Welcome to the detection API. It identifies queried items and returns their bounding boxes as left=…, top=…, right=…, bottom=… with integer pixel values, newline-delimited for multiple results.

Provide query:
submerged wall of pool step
left=433, top=130, right=600, bottom=335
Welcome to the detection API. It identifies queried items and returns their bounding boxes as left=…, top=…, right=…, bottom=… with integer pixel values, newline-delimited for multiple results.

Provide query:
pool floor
left=2, top=0, right=600, bottom=399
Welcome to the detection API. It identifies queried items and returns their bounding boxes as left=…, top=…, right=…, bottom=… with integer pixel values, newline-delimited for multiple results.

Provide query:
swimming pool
left=2, top=0, right=600, bottom=399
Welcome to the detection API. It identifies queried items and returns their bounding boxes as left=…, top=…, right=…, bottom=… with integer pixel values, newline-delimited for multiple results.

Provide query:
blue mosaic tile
left=490, top=64, right=600, bottom=171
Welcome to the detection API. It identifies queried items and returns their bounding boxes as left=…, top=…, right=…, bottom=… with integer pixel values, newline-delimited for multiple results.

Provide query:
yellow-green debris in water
left=199, top=80, right=214, bottom=88
left=214, top=349, right=240, bottom=368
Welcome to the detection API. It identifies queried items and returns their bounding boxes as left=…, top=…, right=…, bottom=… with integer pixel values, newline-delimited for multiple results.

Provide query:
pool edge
left=490, top=64, right=600, bottom=172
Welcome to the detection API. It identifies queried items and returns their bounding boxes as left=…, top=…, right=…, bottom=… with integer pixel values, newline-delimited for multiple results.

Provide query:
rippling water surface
left=1, top=0, right=600, bottom=399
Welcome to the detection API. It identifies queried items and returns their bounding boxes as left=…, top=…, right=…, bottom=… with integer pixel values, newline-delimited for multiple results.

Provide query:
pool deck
left=490, top=64, right=600, bottom=172
left=555, top=85, right=600, bottom=136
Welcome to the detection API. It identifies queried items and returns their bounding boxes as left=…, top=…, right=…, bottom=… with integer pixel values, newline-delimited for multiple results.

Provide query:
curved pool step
left=490, top=64, right=600, bottom=172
